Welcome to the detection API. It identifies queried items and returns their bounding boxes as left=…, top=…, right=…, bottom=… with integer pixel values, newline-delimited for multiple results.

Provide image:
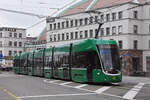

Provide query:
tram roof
left=20, top=52, right=31, bottom=59
left=14, top=54, right=20, bottom=59
left=72, top=39, right=117, bottom=52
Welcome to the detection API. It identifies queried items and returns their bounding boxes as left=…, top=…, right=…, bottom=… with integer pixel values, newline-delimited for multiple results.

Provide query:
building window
left=50, top=24, right=52, bottom=30
left=112, top=13, right=116, bottom=21
left=118, top=11, right=123, bottom=19
left=62, top=22, right=65, bottom=28
left=89, top=17, right=93, bottom=24
left=80, top=31, right=83, bottom=39
left=58, top=23, right=60, bottom=29
left=118, top=25, right=123, bottom=34
left=75, top=32, right=78, bottom=39
left=75, top=19, right=78, bottom=26
left=54, top=23, right=56, bottom=30
left=112, top=26, right=116, bottom=35
left=54, top=35, right=56, bottom=41
left=9, top=41, right=12, bottom=46
left=14, top=41, right=17, bottom=47
left=58, top=34, right=60, bottom=41
left=79, top=19, right=83, bottom=26
left=90, top=29, right=93, bottom=38
left=9, top=51, right=12, bottom=56
left=50, top=35, right=52, bottom=41
left=100, top=15, right=104, bottom=21
left=14, top=33, right=17, bottom=38
left=118, top=40, right=123, bottom=49
left=106, top=14, right=110, bottom=21
left=9, top=33, right=12, bottom=37
left=19, top=51, right=22, bottom=55
left=84, top=18, right=88, bottom=25
left=66, top=33, right=69, bottom=40
left=133, top=11, right=138, bottom=19
left=101, top=28, right=104, bottom=36
left=0, top=33, right=2, bottom=38
left=0, top=50, right=2, bottom=54
left=19, top=42, right=22, bottom=47
left=106, top=27, right=110, bottom=35
left=149, top=8, right=150, bottom=19
left=71, top=32, right=74, bottom=39
left=133, top=40, right=138, bottom=49
left=149, top=25, right=150, bottom=34
left=85, top=30, right=88, bottom=38
left=14, top=51, right=17, bottom=56
left=70, top=20, right=73, bottom=27
left=95, top=16, right=98, bottom=22
left=19, top=33, right=22, bottom=38
left=149, top=40, right=150, bottom=49
left=66, top=21, right=69, bottom=28
left=133, top=25, right=138, bottom=34
left=0, top=41, right=2, bottom=47
left=62, top=34, right=65, bottom=40
left=95, top=29, right=98, bottom=37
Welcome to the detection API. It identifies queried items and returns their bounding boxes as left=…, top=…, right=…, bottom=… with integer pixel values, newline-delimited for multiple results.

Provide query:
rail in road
left=42, top=79, right=150, bottom=100
left=0, top=73, right=150, bottom=100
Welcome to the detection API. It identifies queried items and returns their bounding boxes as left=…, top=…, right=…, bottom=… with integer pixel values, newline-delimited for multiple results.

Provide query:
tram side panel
left=44, top=48, right=53, bottom=78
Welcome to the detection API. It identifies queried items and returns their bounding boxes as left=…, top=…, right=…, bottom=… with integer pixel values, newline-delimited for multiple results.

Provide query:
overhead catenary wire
left=0, top=0, right=148, bottom=30
left=27, top=0, right=148, bottom=32
left=26, top=18, right=46, bottom=29
left=0, top=7, right=46, bottom=18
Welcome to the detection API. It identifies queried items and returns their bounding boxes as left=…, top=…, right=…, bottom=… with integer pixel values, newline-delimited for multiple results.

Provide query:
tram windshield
left=98, top=45, right=120, bottom=74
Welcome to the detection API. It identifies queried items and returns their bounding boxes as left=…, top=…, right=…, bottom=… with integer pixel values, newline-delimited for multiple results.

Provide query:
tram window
left=54, top=52, right=69, bottom=68
left=72, top=50, right=101, bottom=69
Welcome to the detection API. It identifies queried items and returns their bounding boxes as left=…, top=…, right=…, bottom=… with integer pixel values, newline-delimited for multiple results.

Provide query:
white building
left=45, top=0, right=150, bottom=76
left=0, top=27, right=26, bottom=67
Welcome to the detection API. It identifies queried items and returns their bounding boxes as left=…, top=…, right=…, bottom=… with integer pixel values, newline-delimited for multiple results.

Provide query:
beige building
left=0, top=27, right=26, bottom=67
left=45, top=0, right=150, bottom=76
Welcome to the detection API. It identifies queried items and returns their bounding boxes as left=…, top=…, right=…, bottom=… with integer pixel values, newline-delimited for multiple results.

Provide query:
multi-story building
left=46, top=0, right=150, bottom=76
left=0, top=27, right=26, bottom=67
left=24, top=28, right=47, bottom=52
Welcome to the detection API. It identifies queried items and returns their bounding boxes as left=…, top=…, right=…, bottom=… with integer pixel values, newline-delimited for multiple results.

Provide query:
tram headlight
left=97, top=72, right=100, bottom=75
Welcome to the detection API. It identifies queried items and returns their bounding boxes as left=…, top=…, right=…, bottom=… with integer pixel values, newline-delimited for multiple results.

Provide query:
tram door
left=87, top=65, right=93, bottom=82
left=87, top=52, right=93, bottom=82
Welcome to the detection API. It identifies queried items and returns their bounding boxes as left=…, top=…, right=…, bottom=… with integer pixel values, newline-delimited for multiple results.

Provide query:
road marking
left=3, top=89, right=22, bottom=100
left=60, top=82, right=73, bottom=85
left=43, top=79, right=125, bottom=99
left=44, top=79, right=60, bottom=83
left=122, top=82, right=145, bottom=100
left=18, top=93, right=97, bottom=98
left=94, top=86, right=111, bottom=94
left=74, top=84, right=87, bottom=89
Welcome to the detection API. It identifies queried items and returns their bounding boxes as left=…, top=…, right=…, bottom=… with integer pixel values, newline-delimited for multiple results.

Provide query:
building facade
left=24, top=28, right=47, bottom=52
left=0, top=27, right=26, bottom=67
left=46, top=0, right=150, bottom=76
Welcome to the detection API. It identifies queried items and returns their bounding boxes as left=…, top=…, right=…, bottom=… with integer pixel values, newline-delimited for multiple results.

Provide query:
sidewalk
left=123, top=75, right=150, bottom=84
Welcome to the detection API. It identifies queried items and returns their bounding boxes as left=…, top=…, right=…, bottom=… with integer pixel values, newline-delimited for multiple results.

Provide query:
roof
left=58, top=0, right=148, bottom=16
left=37, top=27, right=47, bottom=43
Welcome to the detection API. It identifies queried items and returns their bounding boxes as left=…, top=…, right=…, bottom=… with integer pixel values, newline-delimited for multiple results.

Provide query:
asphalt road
left=0, top=72, right=150, bottom=100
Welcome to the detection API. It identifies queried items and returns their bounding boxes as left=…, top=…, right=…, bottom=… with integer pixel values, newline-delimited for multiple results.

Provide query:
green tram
left=13, top=39, right=122, bottom=83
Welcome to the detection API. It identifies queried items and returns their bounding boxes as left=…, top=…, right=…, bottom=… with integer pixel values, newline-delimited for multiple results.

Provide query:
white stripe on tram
left=94, top=86, right=111, bottom=94
left=122, top=82, right=145, bottom=100
left=74, top=84, right=87, bottom=89
left=60, top=82, right=73, bottom=85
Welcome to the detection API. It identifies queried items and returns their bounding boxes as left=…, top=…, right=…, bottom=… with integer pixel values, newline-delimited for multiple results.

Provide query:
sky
left=0, top=0, right=80, bottom=37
